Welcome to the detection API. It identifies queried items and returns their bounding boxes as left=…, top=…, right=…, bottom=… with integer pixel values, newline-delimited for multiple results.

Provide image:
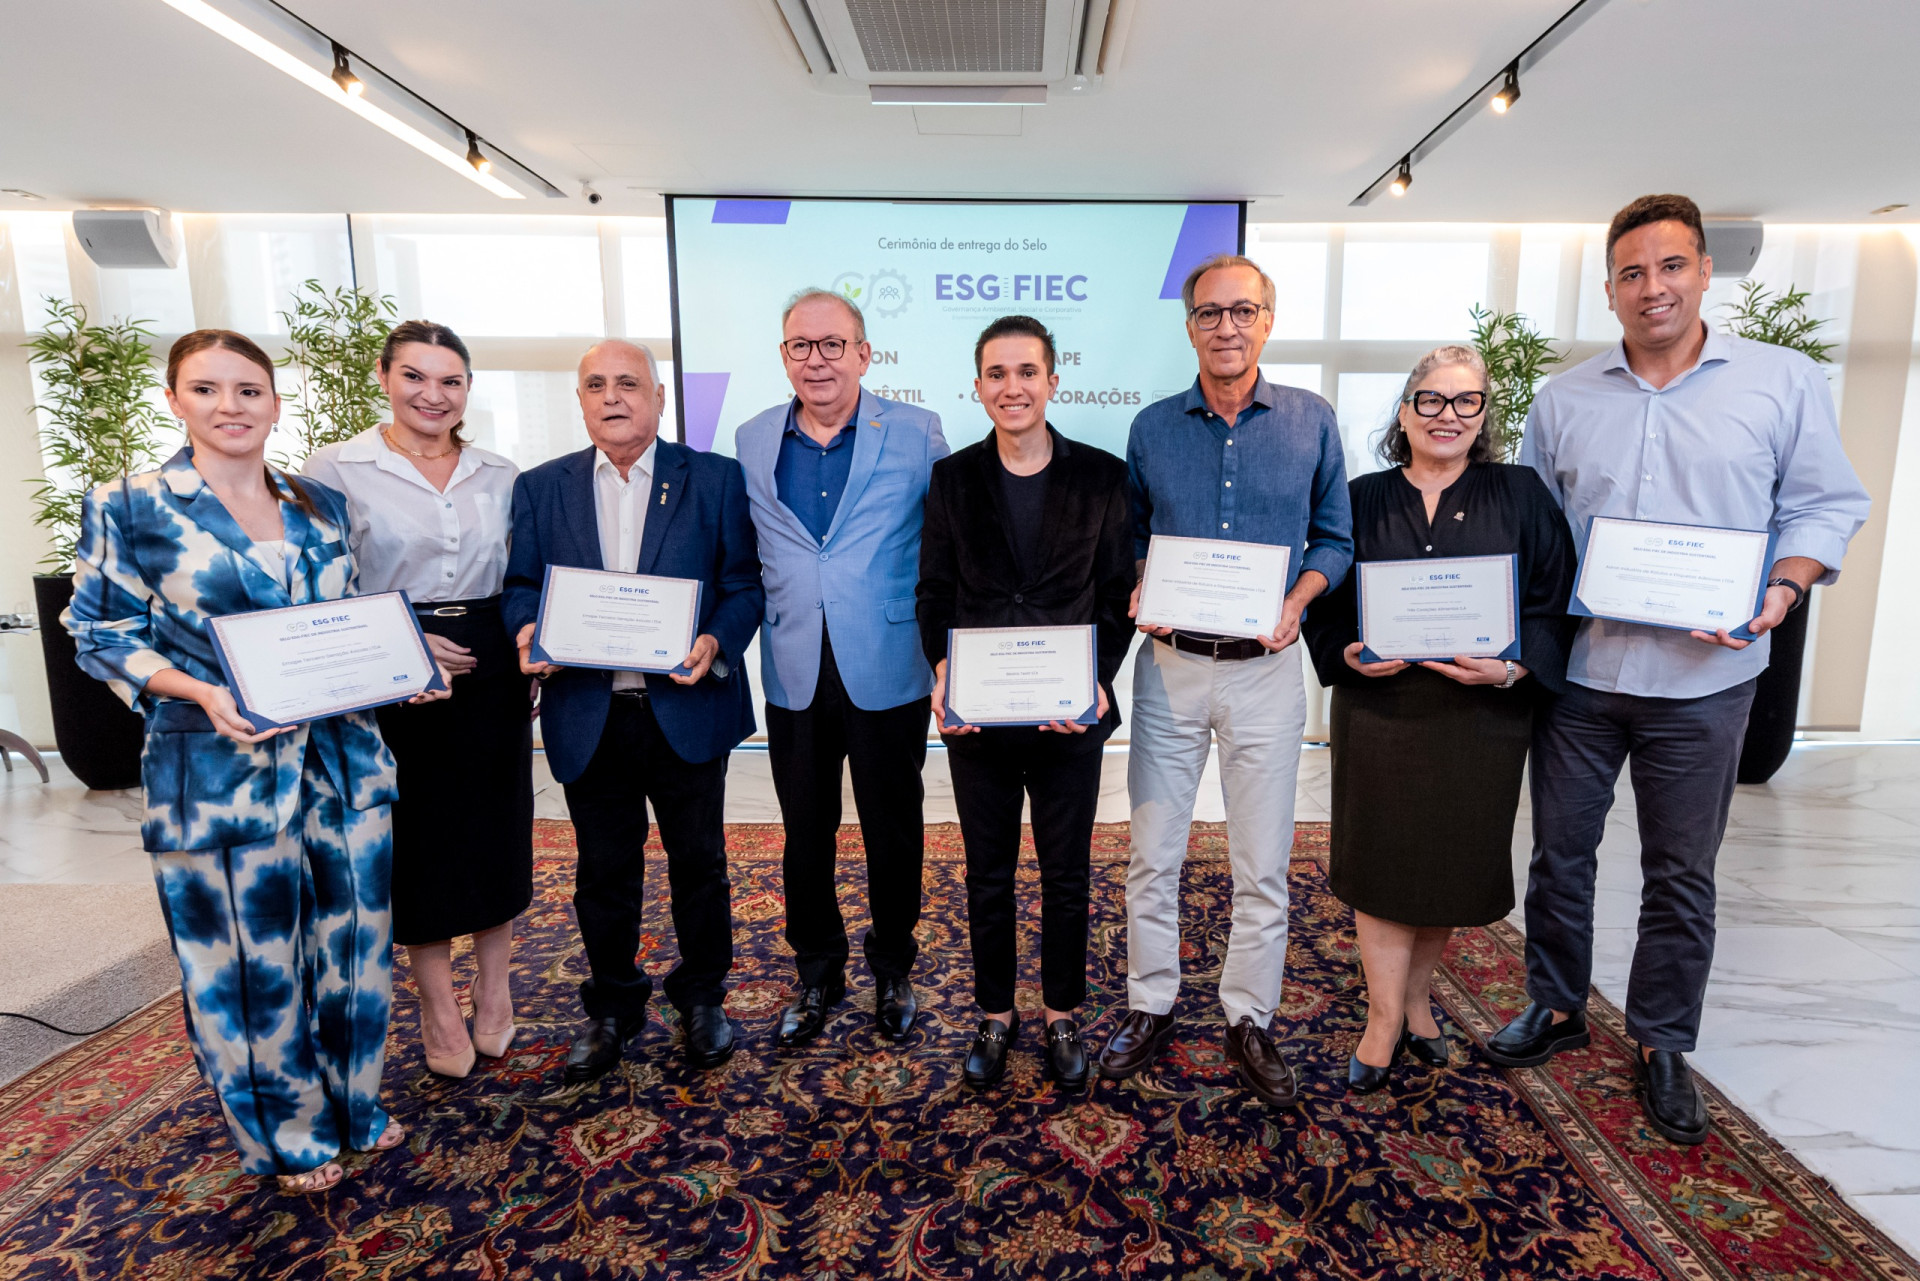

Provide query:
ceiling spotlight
left=1871, top=203, right=1909, bottom=216
left=465, top=131, right=492, bottom=175
left=1389, top=157, right=1412, bottom=197
left=329, top=42, right=363, bottom=96
left=1491, top=62, right=1521, bottom=113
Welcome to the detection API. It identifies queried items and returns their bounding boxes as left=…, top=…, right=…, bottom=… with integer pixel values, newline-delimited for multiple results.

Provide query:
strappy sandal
left=370, top=1121, right=407, bottom=1154
left=276, top=1161, right=344, bottom=1195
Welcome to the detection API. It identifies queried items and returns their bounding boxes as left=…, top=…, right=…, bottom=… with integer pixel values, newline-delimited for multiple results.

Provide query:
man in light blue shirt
left=734, top=288, right=948, bottom=1051
left=1484, top=195, right=1869, bottom=1147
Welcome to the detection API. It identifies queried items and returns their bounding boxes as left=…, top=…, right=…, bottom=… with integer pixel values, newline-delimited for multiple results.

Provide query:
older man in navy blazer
left=505, top=339, right=762, bottom=1081
left=735, top=289, right=948, bottom=1048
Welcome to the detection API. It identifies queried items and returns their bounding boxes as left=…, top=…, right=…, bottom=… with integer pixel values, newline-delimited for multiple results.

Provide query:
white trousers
left=1125, top=638, right=1306, bottom=1026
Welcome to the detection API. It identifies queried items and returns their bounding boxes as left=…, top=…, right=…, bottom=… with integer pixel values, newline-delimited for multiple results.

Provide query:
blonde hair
left=1378, top=344, right=1495, bottom=466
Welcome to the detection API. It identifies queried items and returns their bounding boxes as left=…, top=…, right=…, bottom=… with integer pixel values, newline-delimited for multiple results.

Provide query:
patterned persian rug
left=1, top=820, right=1914, bottom=1280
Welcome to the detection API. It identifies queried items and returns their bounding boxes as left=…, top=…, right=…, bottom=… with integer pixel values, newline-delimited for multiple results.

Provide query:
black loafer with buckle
left=963, top=1016, right=1019, bottom=1088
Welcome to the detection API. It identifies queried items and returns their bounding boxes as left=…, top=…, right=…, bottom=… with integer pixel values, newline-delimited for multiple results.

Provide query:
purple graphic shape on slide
left=712, top=200, right=791, bottom=225
left=1158, top=204, right=1240, bottom=300
left=680, top=373, right=731, bottom=452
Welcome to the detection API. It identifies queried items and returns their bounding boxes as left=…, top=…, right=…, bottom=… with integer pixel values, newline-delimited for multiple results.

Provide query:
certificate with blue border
left=208, top=590, right=447, bottom=733
left=943, top=625, right=1099, bottom=729
left=531, top=565, right=701, bottom=676
left=1357, top=554, right=1520, bottom=663
left=1571, top=517, right=1773, bottom=640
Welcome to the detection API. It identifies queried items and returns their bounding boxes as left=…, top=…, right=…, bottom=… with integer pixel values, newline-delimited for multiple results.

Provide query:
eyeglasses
left=1404, top=390, right=1488, bottom=418
left=782, top=336, right=853, bottom=361
left=1188, top=302, right=1268, bottom=330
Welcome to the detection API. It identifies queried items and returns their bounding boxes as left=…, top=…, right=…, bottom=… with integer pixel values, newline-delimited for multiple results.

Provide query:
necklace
left=382, top=426, right=460, bottom=461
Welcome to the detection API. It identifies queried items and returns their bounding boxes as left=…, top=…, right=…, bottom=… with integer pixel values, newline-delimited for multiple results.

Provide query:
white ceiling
left=1, top=0, right=1914, bottom=223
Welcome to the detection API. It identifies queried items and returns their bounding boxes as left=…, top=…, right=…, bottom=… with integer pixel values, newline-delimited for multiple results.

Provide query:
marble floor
left=3, top=741, right=1917, bottom=1258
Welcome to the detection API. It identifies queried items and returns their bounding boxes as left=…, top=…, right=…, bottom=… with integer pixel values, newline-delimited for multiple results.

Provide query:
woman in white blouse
left=304, top=321, right=532, bottom=1079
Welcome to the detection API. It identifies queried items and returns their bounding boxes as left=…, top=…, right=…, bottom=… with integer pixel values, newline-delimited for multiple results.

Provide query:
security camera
left=583, top=184, right=603, bottom=205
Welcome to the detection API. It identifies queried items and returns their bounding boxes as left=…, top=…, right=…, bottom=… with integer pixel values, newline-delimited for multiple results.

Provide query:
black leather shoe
left=1482, top=1002, right=1589, bottom=1068
left=963, top=1016, right=1018, bottom=1089
left=1223, top=1016, right=1300, bottom=1108
left=1348, top=1021, right=1405, bottom=1094
left=1402, top=1024, right=1450, bottom=1068
left=1641, top=1049, right=1710, bottom=1145
left=1044, top=1018, right=1088, bottom=1090
left=680, top=1004, right=736, bottom=1070
left=1097, top=1009, right=1178, bottom=1080
left=775, top=983, right=845, bottom=1048
left=564, top=1015, right=644, bottom=1083
left=875, top=978, right=918, bottom=1042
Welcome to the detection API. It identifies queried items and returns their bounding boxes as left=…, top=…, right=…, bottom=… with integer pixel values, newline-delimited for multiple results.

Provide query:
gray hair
left=1180, top=253, right=1276, bottom=314
left=781, top=288, right=866, bottom=342
left=1378, top=344, right=1495, bottom=467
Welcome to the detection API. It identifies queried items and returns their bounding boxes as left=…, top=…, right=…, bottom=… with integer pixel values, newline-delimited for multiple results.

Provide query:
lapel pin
left=1453, top=511, right=1465, bottom=520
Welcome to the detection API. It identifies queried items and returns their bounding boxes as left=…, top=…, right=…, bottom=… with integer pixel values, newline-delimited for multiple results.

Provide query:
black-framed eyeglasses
left=1404, top=390, right=1488, bottom=418
left=1188, top=302, right=1268, bottom=330
left=782, top=336, right=852, bottom=361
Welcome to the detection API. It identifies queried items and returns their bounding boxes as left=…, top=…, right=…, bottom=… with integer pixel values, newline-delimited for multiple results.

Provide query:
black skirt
left=376, top=596, right=535, bottom=946
left=1327, top=668, right=1532, bottom=928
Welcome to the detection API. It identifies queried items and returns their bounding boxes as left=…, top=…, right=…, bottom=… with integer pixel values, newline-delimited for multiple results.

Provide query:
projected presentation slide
left=667, top=197, right=1242, bottom=459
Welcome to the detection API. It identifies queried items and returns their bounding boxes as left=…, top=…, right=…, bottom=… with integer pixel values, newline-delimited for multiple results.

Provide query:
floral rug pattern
left=0, top=820, right=1914, bottom=1280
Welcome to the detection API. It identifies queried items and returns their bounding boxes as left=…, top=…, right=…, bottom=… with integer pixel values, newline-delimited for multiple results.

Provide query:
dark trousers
left=1525, top=678, right=1756, bottom=1051
left=947, top=728, right=1104, bottom=1013
left=765, top=631, right=930, bottom=989
left=563, top=693, right=733, bottom=1018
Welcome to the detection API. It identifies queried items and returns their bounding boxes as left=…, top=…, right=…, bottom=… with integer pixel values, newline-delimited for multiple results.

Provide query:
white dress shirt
left=302, top=426, right=518, bottom=601
left=594, top=438, right=658, bottom=691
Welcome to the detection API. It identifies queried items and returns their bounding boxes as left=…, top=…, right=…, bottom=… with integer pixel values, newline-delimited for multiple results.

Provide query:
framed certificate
left=208, top=590, right=447, bottom=732
left=943, top=625, right=1099, bottom=729
left=531, top=565, right=702, bottom=675
left=1136, top=535, right=1291, bottom=638
left=1572, top=517, right=1773, bottom=638
left=1357, top=554, right=1520, bottom=663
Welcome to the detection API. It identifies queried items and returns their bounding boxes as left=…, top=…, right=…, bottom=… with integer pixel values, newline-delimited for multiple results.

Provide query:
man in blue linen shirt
left=1484, top=195, right=1870, bottom=1146
left=1097, top=253, right=1353, bottom=1108
left=735, top=288, right=949, bottom=1050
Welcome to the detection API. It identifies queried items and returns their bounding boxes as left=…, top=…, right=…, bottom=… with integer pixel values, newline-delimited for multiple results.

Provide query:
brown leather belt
left=1166, top=632, right=1270, bottom=662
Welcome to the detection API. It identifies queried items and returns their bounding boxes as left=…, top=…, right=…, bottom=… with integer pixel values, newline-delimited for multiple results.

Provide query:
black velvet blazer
left=916, top=426, right=1136, bottom=727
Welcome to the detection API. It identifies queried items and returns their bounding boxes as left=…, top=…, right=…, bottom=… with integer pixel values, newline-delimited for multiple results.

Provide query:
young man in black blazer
left=916, top=315, right=1136, bottom=1090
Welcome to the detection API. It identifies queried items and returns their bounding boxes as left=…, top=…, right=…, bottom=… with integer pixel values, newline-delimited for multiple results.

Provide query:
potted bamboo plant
left=275, top=279, right=395, bottom=463
left=23, top=300, right=170, bottom=789
left=1722, top=280, right=1837, bottom=784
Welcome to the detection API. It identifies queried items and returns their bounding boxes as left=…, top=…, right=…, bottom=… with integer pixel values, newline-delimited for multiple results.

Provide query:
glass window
left=1515, top=227, right=1571, bottom=337
left=4, top=213, right=73, bottom=331
left=1341, top=239, right=1489, bottom=340
left=1575, top=241, right=1623, bottom=343
left=1335, top=372, right=1406, bottom=479
left=187, top=214, right=352, bottom=336
left=1246, top=233, right=1327, bottom=339
left=619, top=218, right=673, bottom=340
left=367, top=216, right=604, bottom=337
left=1260, top=363, right=1323, bottom=395
left=90, top=215, right=197, bottom=333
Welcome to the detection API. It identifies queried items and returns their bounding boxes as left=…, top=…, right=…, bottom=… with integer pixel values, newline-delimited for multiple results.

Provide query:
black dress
left=375, top=597, right=535, bottom=945
left=1303, top=463, right=1575, bottom=927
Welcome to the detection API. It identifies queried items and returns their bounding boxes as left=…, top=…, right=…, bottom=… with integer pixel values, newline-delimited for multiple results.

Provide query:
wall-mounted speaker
left=1703, top=220, right=1763, bottom=279
left=72, top=209, right=180, bottom=269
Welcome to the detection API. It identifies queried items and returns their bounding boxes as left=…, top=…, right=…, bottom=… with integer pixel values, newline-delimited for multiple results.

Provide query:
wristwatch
left=1500, top=660, right=1518, bottom=689
left=1766, top=577, right=1807, bottom=611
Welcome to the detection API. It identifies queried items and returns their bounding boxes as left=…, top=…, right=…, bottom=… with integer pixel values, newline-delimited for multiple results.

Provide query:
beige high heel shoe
left=423, top=1026, right=476, bottom=1079
left=471, top=1020, right=516, bottom=1059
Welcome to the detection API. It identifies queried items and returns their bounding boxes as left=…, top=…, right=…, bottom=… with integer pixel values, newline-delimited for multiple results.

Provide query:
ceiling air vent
left=770, top=0, right=1131, bottom=101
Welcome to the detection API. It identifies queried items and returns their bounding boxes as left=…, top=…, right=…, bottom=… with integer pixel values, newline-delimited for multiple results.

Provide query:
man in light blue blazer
left=735, top=288, right=949, bottom=1049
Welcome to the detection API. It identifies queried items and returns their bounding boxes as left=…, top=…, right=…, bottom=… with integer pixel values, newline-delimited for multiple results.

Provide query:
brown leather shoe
left=1097, top=1009, right=1178, bottom=1080
left=1223, top=1016, right=1300, bottom=1107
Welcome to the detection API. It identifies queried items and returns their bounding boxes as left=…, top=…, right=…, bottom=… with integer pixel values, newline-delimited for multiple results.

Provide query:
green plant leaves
left=22, top=299, right=169, bottom=573
left=1720, top=279, right=1834, bottom=366
left=276, top=280, right=398, bottom=461
left=1468, top=305, right=1565, bottom=464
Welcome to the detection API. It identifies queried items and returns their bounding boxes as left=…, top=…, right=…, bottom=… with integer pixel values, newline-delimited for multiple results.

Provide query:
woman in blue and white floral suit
left=63, top=329, right=444, bottom=1194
